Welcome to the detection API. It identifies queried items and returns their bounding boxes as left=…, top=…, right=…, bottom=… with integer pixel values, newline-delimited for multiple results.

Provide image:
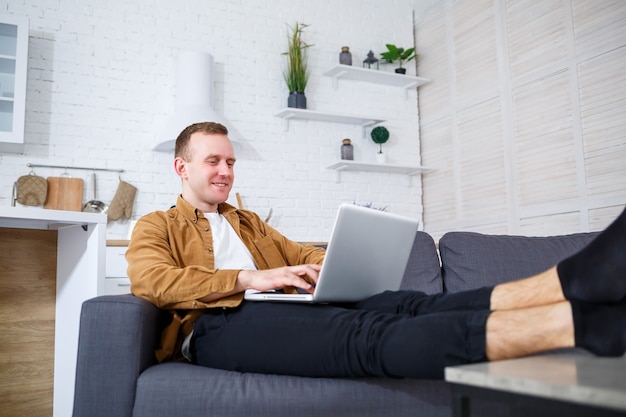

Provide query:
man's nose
left=217, top=161, right=231, bottom=174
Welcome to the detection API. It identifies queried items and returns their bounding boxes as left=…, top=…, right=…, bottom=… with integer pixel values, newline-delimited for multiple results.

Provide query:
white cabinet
left=0, top=15, right=28, bottom=153
left=105, top=244, right=131, bottom=295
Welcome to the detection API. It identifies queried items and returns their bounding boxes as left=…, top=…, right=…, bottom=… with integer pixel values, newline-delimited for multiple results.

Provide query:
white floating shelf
left=323, top=65, right=430, bottom=96
left=327, top=160, right=432, bottom=183
left=275, top=108, right=385, bottom=137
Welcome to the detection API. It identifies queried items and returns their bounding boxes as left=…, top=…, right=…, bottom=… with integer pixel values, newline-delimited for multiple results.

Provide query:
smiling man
left=128, top=122, right=323, bottom=364
left=173, top=126, right=236, bottom=214
left=126, top=121, right=625, bottom=380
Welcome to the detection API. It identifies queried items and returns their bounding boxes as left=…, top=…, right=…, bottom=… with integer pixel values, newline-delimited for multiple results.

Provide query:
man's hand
left=237, top=264, right=322, bottom=294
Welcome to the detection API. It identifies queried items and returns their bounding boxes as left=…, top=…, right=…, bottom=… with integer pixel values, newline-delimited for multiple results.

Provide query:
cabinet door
left=105, top=246, right=131, bottom=295
left=0, top=15, right=29, bottom=153
left=106, top=246, right=129, bottom=277
left=105, top=277, right=132, bottom=295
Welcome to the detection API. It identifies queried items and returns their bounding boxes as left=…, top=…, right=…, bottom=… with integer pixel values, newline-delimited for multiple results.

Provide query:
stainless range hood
left=155, top=51, right=241, bottom=153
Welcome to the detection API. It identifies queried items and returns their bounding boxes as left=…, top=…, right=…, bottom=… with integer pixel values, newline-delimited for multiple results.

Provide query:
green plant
left=380, top=44, right=416, bottom=69
left=370, top=126, right=390, bottom=153
left=283, top=22, right=311, bottom=93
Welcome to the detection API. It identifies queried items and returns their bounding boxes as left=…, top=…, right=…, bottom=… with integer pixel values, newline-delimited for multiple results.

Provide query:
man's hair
left=175, top=122, right=229, bottom=160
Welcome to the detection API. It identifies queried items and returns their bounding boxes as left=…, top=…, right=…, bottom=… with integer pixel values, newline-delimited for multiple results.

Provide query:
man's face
left=176, top=132, right=236, bottom=212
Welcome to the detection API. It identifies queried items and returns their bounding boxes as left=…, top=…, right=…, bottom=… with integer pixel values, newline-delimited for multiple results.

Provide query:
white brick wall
left=1, top=0, right=424, bottom=241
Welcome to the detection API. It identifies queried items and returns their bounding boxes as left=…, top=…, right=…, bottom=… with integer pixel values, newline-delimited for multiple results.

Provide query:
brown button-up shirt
left=126, top=195, right=325, bottom=361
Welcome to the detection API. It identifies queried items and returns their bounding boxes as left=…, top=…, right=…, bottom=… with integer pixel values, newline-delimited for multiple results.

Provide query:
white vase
left=375, top=152, right=386, bottom=164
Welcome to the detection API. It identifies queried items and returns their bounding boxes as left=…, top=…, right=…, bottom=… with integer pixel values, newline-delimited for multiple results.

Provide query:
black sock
left=557, top=207, right=626, bottom=302
left=570, top=299, right=626, bottom=357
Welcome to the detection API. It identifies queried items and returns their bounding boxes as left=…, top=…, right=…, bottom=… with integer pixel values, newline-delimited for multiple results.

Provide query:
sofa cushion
left=400, top=231, right=443, bottom=294
left=439, top=231, right=599, bottom=293
left=133, top=362, right=452, bottom=417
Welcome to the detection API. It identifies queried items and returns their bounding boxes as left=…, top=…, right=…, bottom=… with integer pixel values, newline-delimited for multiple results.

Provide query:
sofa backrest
left=400, top=231, right=443, bottom=294
left=438, top=231, right=599, bottom=293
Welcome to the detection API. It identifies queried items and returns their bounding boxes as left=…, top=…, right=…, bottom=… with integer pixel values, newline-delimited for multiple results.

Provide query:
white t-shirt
left=204, top=212, right=257, bottom=271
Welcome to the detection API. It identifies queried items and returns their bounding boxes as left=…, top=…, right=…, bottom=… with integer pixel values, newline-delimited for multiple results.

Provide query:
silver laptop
left=244, top=203, right=419, bottom=303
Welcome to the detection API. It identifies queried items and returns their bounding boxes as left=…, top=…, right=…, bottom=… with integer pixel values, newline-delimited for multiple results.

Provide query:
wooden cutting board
left=44, top=177, right=84, bottom=211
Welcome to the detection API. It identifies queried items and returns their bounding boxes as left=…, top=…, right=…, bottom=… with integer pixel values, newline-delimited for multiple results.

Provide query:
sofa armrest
left=73, top=294, right=168, bottom=417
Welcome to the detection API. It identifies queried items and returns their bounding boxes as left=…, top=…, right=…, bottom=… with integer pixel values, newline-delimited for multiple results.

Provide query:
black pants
left=191, top=288, right=493, bottom=379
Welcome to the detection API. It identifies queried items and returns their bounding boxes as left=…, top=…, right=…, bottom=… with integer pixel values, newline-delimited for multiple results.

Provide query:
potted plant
left=380, top=44, right=416, bottom=74
left=283, top=22, right=311, bottom=109
left=370, top=126, right=390, bottom=163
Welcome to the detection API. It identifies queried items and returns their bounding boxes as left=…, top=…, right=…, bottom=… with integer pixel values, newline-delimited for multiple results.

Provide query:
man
left=127, top=121, right=625, bottom=379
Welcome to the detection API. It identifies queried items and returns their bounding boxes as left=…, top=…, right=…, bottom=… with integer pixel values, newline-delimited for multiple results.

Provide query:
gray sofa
left=73, top=230, right=598, bottom=417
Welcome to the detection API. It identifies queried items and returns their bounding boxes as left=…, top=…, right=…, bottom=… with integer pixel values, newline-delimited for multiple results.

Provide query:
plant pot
left=395, top=68, right=406, bottom=74
left=288, top=92, right=307, bottom=109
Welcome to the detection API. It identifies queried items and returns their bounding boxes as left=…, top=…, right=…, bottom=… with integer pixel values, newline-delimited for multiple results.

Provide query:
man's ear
left=173, top=157, right=187, bottom=179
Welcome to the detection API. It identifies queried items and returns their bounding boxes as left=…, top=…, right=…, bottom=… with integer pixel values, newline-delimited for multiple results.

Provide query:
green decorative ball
left=370, top=126, right=389, bottom=144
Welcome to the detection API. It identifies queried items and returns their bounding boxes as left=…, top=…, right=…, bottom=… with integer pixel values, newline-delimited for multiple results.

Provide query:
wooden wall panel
left=452, top=0, right=500, bottom=106
left=422, top=119, right=455, bottom=237
left=416, top=9, right=451, bottom=124
left=506, top=0, right=569, bottom=84
left=579, top=46, right=626, bottom=203
left=572, top=0, right=626, bottom=59
left=457, top=98, right=508, bottom=223
left=513, top=70, right=579, bottom=209
left=415, top=0, right=626, bottom=237
left=0, top=228, right=57, bottom=417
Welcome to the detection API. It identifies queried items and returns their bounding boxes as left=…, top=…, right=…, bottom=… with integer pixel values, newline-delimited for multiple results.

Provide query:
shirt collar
left=174, top=194, right=237, bottom=222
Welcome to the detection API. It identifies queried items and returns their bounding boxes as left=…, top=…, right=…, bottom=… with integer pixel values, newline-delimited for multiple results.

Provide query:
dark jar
left=341, top=138, right=354, bottom=160
left=339, top=46, right=352, bottom=66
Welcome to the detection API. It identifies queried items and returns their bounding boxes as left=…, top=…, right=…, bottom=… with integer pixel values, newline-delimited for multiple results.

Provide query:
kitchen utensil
left=107, top=178, right=137, bottom=221
left=16, top=171, right=48, bottom=206
left=44, top=176, right=84, bottom=211
left=12, top=182, right=17, bottom=206
left=83, top=173, right=109, bottom=213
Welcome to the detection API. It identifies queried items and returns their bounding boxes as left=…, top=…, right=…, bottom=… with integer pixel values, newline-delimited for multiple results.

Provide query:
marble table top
left=445, top=352, right=626, bottom=411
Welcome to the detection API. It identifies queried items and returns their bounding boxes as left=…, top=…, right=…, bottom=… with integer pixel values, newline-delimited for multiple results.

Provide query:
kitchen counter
left=0, top=206, right=107, bottom=417
left=0, top=205, right=106, bottom=229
